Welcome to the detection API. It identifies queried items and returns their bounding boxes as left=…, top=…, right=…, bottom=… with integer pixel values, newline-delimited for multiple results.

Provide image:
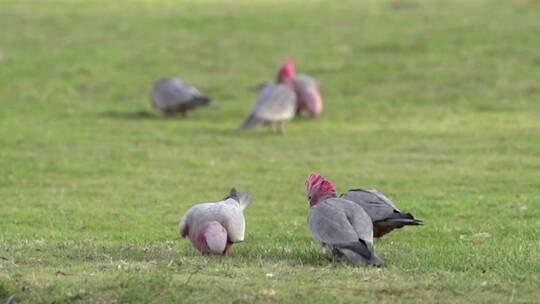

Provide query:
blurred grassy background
left=0, top=0, right=539, bottom=303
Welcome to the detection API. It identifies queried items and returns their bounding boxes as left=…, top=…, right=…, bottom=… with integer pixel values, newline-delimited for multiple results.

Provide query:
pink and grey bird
left=305, top=174, right=384, bottom=267
left=239, top=59, right=297, bottom=134
left=150, top=78, right=211, bottom=116
left=179, top=188, right=253, bottom=255
left=249, top=73, right=324, bottom=118
left=294, top=74, right=323, bottom=117
left=340, top=189, right=423, bottom=238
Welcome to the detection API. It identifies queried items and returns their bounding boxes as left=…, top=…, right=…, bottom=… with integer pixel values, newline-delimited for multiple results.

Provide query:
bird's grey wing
left=340, top=189, right=399, bottom=222
left=179, top=204, right=203, bottom=237
left=325, top=198, right=374, bottom=244
left=341, top=189, right=423, bottom=238
left=250, top=83, right=296, bottom=120
left=366, top=189, right=400, bottom=211
left=213, top=199, right=246, bottom=242
left=308, top=202, right=360, bottom=246
left=151, top=79, right=197, bottom=109
left=180, top=202, right=219, bottom=238
left=309, top=199, right=378, bottom=266
left=294, top=74, right=317, bottom=93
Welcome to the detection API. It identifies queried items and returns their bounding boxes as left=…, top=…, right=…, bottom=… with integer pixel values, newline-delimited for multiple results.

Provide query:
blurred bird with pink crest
left=239, top=58, right=298, bottom=134
left=249, top=59, right=324, bottom=119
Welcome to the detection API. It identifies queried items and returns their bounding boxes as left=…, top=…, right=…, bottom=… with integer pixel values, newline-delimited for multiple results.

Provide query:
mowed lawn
left=1, top=0, right=539, bottom=302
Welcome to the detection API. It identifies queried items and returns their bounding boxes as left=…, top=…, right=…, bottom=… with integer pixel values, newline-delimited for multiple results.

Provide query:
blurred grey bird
left=249, top=73, right=323, bottom=118
left=305, top=173, right=384, bottom=267
left=150, top=78, right=211, bottom=116
left=340, top=189, right=423, bottom=238
left=239, top=59, right=297, bottom=134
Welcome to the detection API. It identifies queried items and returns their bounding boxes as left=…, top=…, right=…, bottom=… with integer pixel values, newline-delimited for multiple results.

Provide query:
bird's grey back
left=308, top=197, right=373, bottom=246
left=294, top=74, right=317, bottom=92
left=186, top=199, right=246, bottom=242
left=151, top=78, right=200, bottom=110
left=340, top=189, right=400, bottom=222
left=326, top=198, right=373, bottom=243
left=250, top=83, right=296, bottom=121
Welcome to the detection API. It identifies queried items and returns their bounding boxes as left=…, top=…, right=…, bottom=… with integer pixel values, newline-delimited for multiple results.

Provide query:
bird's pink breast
left=191, top=222, right=227, bottom=255
left=192, top=230, right=209, bottom=254
left=303, top=87, right=323, bottom=116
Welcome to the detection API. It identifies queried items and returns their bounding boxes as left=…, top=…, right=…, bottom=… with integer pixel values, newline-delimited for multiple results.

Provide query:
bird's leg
left=275, top=121, right=283, bottom=135
left=163, top=109, right=174, bottom=117
left=223, top=241, right=234, bottom=256
left=325, top=245, right=335, bottom=264
left=263, top=121, right=273, bottom=132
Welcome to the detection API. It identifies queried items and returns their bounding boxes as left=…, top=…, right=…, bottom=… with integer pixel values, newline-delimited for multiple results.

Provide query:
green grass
left=1, top=0, right=539, bottom=302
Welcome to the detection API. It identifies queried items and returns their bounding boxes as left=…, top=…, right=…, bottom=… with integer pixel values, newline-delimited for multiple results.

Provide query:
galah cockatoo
left=179, top=188, right=253, bottom=255
left=150, top=78, right=211, bottom=116
left=294, top=74, right=323, bottom=117
left=305, top=173, right=384, bottom=267
left=239, top=59, right=297, bottom=134
left=340, top=189, right=423, bottom=238
left=249, top=73, right=324, bottom=118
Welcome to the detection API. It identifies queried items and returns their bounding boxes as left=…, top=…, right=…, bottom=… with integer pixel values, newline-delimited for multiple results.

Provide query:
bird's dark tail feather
left=238, top=114, right=260, bottom=130
left=384, top=218, right=423, bottom=225
left=381, top=212, right=424, bottom=226
left=377, top=211, right=424, bottom=228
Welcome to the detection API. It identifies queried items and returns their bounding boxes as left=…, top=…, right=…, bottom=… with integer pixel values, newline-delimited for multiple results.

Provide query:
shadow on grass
left=292, top=115, right=318, bottom=123
left=96, top=110, right=310, bottom=139
left=97, top=108, right=225, bottom=123
left=19, top=240, right=327, bottom=267
left=98, top=110, right=161, bottom=120
left=211, top=128, right=288, bottom=138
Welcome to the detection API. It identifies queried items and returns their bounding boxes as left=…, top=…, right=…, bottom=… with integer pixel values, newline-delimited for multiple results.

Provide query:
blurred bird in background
left=294, top=74, right=323, bottom=118
left=150, top=78, right=212, bottom=116
left=249, top=68, right=323, bottom=118
left=239, top=59, right=297, bottom=134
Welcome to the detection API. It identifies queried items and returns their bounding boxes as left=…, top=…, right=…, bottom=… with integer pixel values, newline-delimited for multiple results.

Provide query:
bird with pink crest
left=249, top=59, right=324, bottom=119
left=239, top=59, right=298, bottom=134
left=305, top=173, right=384, bottom=267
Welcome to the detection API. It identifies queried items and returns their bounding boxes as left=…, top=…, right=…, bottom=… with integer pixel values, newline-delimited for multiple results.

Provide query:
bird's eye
left=308, top=195, right=312, bottom=201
